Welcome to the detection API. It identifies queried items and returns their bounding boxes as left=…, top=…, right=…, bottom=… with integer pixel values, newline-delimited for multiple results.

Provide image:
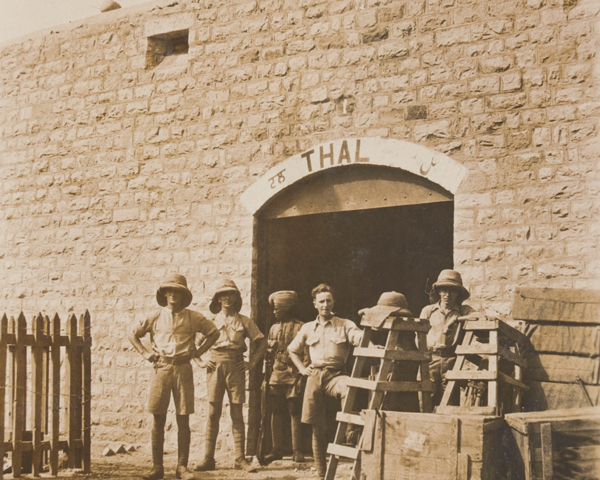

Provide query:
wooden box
left=359, top=411, right=508, bottom=480
left=505, top=406, right=600, bottom=480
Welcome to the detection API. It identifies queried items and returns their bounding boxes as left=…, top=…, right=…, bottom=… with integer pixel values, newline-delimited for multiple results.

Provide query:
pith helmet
left=210, top=279, right=242, bottom=314
left=156, top=273, right=193, bottom=309
left=431, top=269, right=470, bottom=304
left=359, top=291, right=413, bottom=328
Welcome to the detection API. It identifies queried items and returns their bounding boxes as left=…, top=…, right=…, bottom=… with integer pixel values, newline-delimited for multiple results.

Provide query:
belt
left=210, top=350, right=244, bottom=363
left=158, top=355, right=191, bottom=365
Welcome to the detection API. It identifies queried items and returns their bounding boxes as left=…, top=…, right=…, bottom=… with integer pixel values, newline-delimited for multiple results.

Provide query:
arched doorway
left=255, top=164, right=454, bottom=324
left=243, top=138, right=468, bottom=454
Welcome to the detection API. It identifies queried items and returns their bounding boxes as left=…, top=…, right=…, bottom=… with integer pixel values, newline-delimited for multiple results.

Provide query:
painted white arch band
left=241, top=137, right=468, bottom=215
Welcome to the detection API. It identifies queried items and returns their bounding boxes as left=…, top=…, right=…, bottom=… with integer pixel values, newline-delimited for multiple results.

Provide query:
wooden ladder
left=437, top=314, right=529, bottom=416
left=324, top=314, right=434, bottom=480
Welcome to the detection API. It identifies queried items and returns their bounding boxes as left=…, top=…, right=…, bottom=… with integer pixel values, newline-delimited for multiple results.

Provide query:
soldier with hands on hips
left=129, top=274, right=219, bottom=480
left=195, top=279, right=267, bottom=472
left=288, top=283, right=363, bottom=479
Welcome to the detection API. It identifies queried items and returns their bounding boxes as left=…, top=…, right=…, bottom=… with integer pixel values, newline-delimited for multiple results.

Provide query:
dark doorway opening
left=249, top=166, right=455, bottom=456
left=257, top=201, right=454, bottom=325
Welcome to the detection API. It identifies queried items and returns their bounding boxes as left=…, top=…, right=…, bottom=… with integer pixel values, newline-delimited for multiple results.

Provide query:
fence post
left=49, top=314, right=61, bottom=476
left=65, top=314, right=82, bottom=468
left=0, top=314, right=8, bottom=480
left=32, top=313, right=45, bottom=476
left=12, top=313, right=27, bottom=478
left=80, top=311, right=91, bottom=473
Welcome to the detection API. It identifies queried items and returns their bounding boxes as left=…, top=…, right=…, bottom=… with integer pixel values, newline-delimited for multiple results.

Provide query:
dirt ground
left=19, top=445, right=354, bottom=480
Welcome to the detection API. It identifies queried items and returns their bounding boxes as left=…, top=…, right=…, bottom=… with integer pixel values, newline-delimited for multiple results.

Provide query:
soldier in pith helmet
left=195, top=279, right=267, bottom=472
left=420, top=269, right=476, bottom=407
left=129, top=274, right=219, bottom=480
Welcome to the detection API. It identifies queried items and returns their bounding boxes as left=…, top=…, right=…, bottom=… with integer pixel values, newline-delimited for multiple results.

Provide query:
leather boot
left=177, top=415, right=191, bottom=470
left=264, top=413, right=283, bottom=463
left=145, top=419, right=165, bottom=480
left=194, top=410, right=219, bottom=471
left=142, top=466, right=164, bottom=480
left=291, top=414, right=305, bottom=462
left=312, top=428, right=327, bottom=478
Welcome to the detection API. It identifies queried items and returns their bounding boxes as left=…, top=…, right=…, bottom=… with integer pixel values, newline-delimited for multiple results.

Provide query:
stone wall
left=0, top=0, right=599, bottom=446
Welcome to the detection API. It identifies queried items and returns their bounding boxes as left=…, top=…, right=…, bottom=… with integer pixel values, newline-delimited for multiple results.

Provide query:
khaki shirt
left=288, top=316, right=363, bottom=371
left=211, top=311, right=264, bottom=352
left=420, top=303, right=475, bottom=350
left=134, top=307, right=217, bottom=358
left=268, top=319, right=305, bottom=385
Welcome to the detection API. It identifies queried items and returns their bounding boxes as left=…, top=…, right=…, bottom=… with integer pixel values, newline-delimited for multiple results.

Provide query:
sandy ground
left=14, top=446, right=354, bottom=480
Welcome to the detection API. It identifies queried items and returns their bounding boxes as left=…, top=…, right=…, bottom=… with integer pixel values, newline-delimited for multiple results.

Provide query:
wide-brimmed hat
left=430, top=269, right=470, bottom=304
left=268, top=290, right=298, bottom=312
left=156, top=274, right=193, bottom=309
left=359, top=291, right=413, bottom=328
left=210, top=279, right=242, bottom=314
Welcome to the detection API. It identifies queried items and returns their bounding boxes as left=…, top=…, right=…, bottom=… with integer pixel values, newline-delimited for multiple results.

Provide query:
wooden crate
left=359, top=411, right=508, bottom=480
left=505, top=406, right=600, bottom=480
left=512, top=287, right=600, bottom=411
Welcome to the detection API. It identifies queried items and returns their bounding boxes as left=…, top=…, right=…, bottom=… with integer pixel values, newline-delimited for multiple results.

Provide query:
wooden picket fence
left=0, top=311, right=91, bottom=478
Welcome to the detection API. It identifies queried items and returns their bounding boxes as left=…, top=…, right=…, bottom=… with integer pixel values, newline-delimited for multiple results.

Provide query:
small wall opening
left=146, top=29, right=189, bottom=69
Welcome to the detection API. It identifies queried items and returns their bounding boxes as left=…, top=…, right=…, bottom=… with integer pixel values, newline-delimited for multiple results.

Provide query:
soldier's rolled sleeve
left=288, top=326, right=307, bottom=356
left=345, top=320, right=363, bottom=347
left=133, top=317, right=152, bottom=338
left=242, top=316, right=265, bottom=343
left=190, top=311, right=217, bottom=337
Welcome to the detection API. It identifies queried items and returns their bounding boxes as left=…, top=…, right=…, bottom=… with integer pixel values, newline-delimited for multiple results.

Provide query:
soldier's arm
left=128, top=323, right=157, bottom=363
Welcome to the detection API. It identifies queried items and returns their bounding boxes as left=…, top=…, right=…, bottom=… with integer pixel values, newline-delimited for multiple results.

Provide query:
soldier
left=288, top=284, right=363, bottom=479
left=195, top=279, right=267, bottom=472
left=129, top=274, right=219, bottom=480
left=265, top=290, right=306, bottom=463
left=420, top=269, right=475, bottom=406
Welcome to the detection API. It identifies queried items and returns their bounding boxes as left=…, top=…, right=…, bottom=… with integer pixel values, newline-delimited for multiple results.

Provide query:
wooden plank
left=540, top=423, right=553, bottom=480
left=50, top=314, right=61, bottom=476
left=533, top=444, right=600, bottom=462
left=524, top=354, right=599, bottom=384
left=369, top=317, right=431, bottom=332
left=327, top=443, right=359, bottom=459
left=530, top=418, right=600, bottom=435
left=12, top=313, right=27, bottom=478
left=81, top=311, right=92, bottom=473
left=513, top=287, right=600, bottom=324
left=505, top=407, right=600, bottom=434
left=0, top=315, right=7, bottom=480
left=523, top=381, right=600, bottom=412
left=446, top=370, right=497, bottom=381
left=66, top=314, right=83, bottom=469
left=456, top=343, right=528, bottom=367
left=32, top=314, right=44, bottom=477
left=353, top=347, right=430, bottom=362
left=525, top=324, right=599, bottom=356
left=457, top=453, right=470, bottom=480
left=336, top=412, right=365, bottom=426
left=360, top=410, right=376, bottom=452
left=435, top=405, right=496, bottom=416
left=345, top=377, right=435, bottom=392
left=498, top=371, right=529, bottom=390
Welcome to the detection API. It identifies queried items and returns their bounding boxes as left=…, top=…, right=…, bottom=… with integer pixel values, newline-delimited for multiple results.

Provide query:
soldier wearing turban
left=264, top=290, right=307, bottom=463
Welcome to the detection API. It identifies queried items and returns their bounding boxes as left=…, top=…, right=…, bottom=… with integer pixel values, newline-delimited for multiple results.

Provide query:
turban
left=268, top=290, right=298, bottom=312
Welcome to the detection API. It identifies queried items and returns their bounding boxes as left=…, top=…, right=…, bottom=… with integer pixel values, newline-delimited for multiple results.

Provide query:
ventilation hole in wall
left=146, top=29, right=189, bottom=69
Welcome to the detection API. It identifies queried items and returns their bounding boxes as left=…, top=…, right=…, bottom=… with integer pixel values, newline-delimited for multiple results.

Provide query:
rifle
left=256, top=348, right=274, bottom=466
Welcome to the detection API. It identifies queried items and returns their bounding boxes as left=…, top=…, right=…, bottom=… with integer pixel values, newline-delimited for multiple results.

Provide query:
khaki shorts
left=269, top=383, right=300, bottom=399
left=207, top=360, right=246, bottom=404
left=301, top=368, right=348, bottom=425
left=148, top=360, right=194, bottom=415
